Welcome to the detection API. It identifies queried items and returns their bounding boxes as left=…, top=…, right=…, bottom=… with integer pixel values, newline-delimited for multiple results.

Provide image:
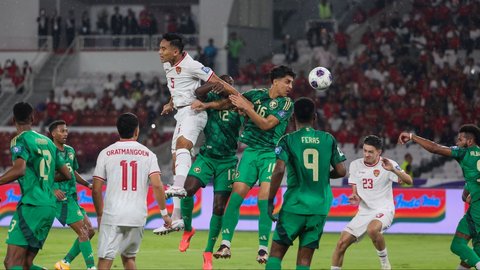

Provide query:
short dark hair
left=48, top=120, right=66, bottom=133
left=363, top=135, right=383, bottom=150
left=116, top=113, right=139, bottom=139
left=162, top=33, right=184, bottom=52
left=294, top=97, right=315, bottom=123
left=459, top=124, right=480, bottom=144
left=13, top=102, right=33, bottom=124
left=270, top=65, right=296, bottom=83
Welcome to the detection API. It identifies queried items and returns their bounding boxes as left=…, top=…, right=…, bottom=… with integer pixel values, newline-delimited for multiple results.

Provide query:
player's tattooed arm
left=398, top=132, right=452, bottom=157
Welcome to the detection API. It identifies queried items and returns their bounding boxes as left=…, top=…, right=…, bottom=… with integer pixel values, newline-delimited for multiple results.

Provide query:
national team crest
left=194, top=167, right=201, bottom=173
left=176, top=67, right=182, bottom=74
left=68, top=153, right=74, bottom=160
left=269, top=100, right=278, bottom=109
left=373, top=169, right=380, bottom=177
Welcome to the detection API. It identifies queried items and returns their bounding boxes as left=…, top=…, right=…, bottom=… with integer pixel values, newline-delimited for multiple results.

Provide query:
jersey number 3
left=120, top=160, right=138, bottom=191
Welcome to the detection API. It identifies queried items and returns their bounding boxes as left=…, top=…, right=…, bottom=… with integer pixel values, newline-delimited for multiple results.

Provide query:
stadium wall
left=0, top=0, right=39, bottom=50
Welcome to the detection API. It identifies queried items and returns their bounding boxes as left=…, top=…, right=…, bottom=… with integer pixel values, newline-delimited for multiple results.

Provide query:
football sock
left=451, top=236, right=480, bottom=267
left=79, top=240, right=95, bottom=268
left=64, top=238, right=80, bottom=263
left=457, top=264, right=470, bottom=269
left=29, top=265, right=45, bottom=270
left=205, top=214, right=222, bottom=252
left=181, top=196, right=194, bottom=231
left=266, top=257, right=282, bottom=270
left=296, top=265, right=310, bottom=270
left=258, top=199, right=272, bottom=247
left=9, top=266, right=23, bottom=270
left=330, top=267, right=341, bottom=270
left=221, top=192, right=244, bottom=243
left=376, top=248, right=389, bottom=265
left=174, top=148, right=191, bottom=187
left=172, top=197, right=182, bottom=220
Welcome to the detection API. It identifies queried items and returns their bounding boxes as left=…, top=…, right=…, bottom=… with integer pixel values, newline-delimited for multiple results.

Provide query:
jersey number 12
left=120, top=160, right=137, bottom=191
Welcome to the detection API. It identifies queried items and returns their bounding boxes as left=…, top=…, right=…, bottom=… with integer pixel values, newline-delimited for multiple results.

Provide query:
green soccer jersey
left=451, top=145, right=480, bottom=202
left=239, top=88, right=293, bottom=149
left=53, top=144, right=79, bottom=197
left=10, top=130, right=66, bottom=207
left=275, top=127, right=346, bottom=215
left=200, top=92, right=242, bottom=157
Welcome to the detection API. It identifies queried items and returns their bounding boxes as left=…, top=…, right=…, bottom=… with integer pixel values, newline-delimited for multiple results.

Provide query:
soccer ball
left=308, top=67, right=332, bottom=91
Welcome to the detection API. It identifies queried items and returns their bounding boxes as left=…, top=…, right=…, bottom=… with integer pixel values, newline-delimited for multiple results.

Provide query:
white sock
left=458, top=264, right=470, bottom=270
left=172, top=197, right=182, bottom=220
left=173, top=148, right=191, bottom=187
left=221, top=240, right=231, bottom=248
left=377, top=248, right=389, bottom=264
left=330, top=266, right=341, bottom=270
left=475, top=261, right=480, bottom=270
left=259, top=245, right=268, bottom=252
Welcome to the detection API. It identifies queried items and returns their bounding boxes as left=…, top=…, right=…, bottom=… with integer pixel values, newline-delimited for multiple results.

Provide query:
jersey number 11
left=120, top=160, right=138, bottom=191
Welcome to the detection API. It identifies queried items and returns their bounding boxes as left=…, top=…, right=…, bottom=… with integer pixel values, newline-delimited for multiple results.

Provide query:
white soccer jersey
left=163, top=52, right=214, bottom=107
left=93, top=140, right=161, bottom=226
left=348, top=157, right=401, bottom=213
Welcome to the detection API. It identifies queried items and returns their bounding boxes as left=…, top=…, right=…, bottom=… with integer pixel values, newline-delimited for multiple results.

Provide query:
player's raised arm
left=208, top=73, right=238, bottom=95
left=0, top=158, right=26, bottom=185
left=398, top=131, right=452, bottom=157
left=382, top=158, right=413, bottom=185
left=230, top=93, right=278, bottom=131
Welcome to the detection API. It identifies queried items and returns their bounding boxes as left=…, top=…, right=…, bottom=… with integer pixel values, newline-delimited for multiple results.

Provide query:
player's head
left=362, top=135, right=383, bottom=165
left=219, top=74, right=234, bottom=86
left=116, top=113, right=139, bottom=139
left=159, top=33, right=185, bottom=64
left=49, top=120, right=68, bottom=145
left=293, top=97, right=316, bottom=127
left=457, top=124, right=480, bottom=147
left=270, top=65, right=296, bottom=97
left=404, top=153, right=413, bottom=163
left=13, top=102, right=34, bottom=126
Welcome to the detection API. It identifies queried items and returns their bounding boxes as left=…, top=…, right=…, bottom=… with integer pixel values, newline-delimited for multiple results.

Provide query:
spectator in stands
left=65, top=9, right=76, bottom=47
left=59, top=89, right=73, bottom=111
left=37, top=8, right=49, bottom=48
left=103, top=73, right=116, bottom=91
left=131, top=72, right=145, bottom=91
left=334, top=27, right=350, bottom=57
left=193, top=45, right=205, bottom=64
left=96, top=8, right=109, bottom=34
left=111, top=6, right=123, bottom=47
left=46, top=90, right=60, bottom=124
left=80, top=11, right=91, bottom=35
left=400, top=153, right=414, bottom=187
left=118, top=74, right=131, bottom=95
left=312, top=44, right=335, bottom=69
left=50, top=10, right=62, bottom=50
left=148, top=11, right=158, bottom=36
left=226, top=32, right=245, bottom=78
left=178, top=12, right=196, bottom=34
left=282, top=35, right=298, bottom=64
left=99, top=89, right=113, bottom=110
left=124, top=9, right=139, bottom=47
left=112, top=90, right=126, bottom=111
left=86, top=92, right=98, bottom=110
left=139, top=8, right=152, bottom=35
left=203, top=38, right=218, bottom=69
left=463, top=57, right=480, bottom=80
left=318, top=0, right=332, bottom=19
left=72, top=92, right=87, bottom=112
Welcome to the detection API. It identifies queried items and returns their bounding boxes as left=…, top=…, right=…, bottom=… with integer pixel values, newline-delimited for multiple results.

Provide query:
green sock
left=9, top=266, right=23, bottom=270
left=296, top=265, right=310, bottom=270
left=258, top=199, right=272, bottom=247
left=29, top=265, right=46, bottom=270
left=181, top=196, right=194, bottom=232
left=221, top=192, right=244, bottom=242
left=266, top=256, right=282, bottom=270
left=451, top=236, right=480, bottom=266
left=205, top=214, right=223, bottom=252
left=79, top=240, right=95, bottom=268
left=64, top=238, right=80, bottom=263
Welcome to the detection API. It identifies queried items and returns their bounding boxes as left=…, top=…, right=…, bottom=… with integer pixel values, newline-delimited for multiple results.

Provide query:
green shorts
left=6, top=204, right=56, bottom=249
left=188, top=153, right=237, bottom=193
left=273, top=210, right=327, bottom=249
left=56, top=195, right=87, bottom=226
left=236, top=147, right=276, bottom=187
left=456, top=200, right=480, bottom=246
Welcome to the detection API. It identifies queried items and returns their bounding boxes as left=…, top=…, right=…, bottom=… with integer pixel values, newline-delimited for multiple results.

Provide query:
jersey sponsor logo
left=68, top=152, right=74, bottom=160
left=201, top=66, right=211, bottom=74
left=175, top=66, right=182, bottom=74
left=269, top=100, right=278, bottom=109
left=11, top=146, right=23, bottom=154
left=277, top=110, right=287, bottom=118
left=376, top=213, right=384, bottom=218
left=373, top=169, right=380, bottom=177
left=194, top=167, right=201, bottom=173
left=274, top=146, right=282, bottom=155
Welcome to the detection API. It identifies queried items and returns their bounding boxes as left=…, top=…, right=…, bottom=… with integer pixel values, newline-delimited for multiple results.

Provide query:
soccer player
left=92, top=113, right=172, bottom=270
left=1, top=102, right=71, bottom=270
left=49, top=120, right=96, bottom=270
left=398, top=125, right=480, bottom=270
left=214, top=65, right=295, bottom=263
left=266, top=97, right=347, bottom=270
left=331, top=135, right=413, bottom=270
left=155, top=33, right=238, bottom=234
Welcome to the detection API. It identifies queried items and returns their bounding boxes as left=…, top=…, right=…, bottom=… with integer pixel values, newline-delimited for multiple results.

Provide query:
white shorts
left=171, top=106, right=207, bottom=153
left=97, top=224, right=144, bottom=260
left=344, top=210, right=394, bottom=241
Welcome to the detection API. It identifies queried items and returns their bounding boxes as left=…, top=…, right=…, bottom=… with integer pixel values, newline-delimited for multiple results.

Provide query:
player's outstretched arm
left=75, top=171, right=93, bottom=189
left=398, top=132, right=452, bottom=157
left=195, top=82, right=224, bottom=100
left=330, top=162, right=346, bottom=179
left=208, top=74, right=238, bottom=95
left=230, top=93, right=278, bottom=130
left=382, top=158, right=413, bottom=185
left=92, top=177, right=104, bottom=228
left=150, top=173, right=172, bottom=228
left=191, top=99, right=232, bottom=112
left=268, top=159, right=286, bottom=222
left=0, top=158, right=26, bottom=185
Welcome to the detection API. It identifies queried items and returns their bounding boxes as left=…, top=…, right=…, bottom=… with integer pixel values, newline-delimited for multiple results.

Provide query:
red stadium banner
left=238, top=187, right=283, bottom=219
left=329, top=188, right=446, bottom=222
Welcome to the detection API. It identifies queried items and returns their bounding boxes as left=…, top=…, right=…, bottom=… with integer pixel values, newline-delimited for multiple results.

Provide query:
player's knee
left=367, top=227, right=380, bottom=238
left=335, top=239, right=349, bottom=252
left=213, top=204, right=226, bottom=216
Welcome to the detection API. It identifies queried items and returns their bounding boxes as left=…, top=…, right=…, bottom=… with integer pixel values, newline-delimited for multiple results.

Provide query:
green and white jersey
left=239, top=88, right=293, bottom=150
left=275, top=127, right=346, bottom=215
left=201, top=92, right=242, bottom=157
left=53, top=144, right=79, bottom=197
left=10, top=130, right=66, bottom=207
left=451, top=145, right=480, bottom=202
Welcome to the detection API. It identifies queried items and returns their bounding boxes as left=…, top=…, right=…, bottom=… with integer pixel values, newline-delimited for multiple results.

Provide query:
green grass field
left=0, top=227, right=458, bottom=269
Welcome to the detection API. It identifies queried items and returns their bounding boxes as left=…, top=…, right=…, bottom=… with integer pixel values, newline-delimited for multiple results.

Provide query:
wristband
left=409, top=133, right=413, bottom=140
left=160, top=209, right=168, bottom=216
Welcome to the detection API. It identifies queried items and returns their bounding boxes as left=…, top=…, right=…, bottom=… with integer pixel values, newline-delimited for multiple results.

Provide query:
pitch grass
left=0, top=227, right=458, bottom=269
